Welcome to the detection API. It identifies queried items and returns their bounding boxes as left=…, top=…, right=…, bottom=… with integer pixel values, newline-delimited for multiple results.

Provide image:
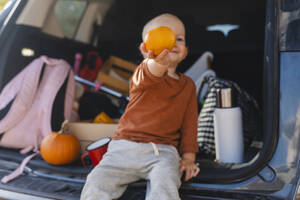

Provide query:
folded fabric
left=184, top=51, right=213, bottom=83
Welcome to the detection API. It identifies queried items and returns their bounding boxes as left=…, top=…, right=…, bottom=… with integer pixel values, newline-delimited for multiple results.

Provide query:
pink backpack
left=0, top=56, right=76, bottom=183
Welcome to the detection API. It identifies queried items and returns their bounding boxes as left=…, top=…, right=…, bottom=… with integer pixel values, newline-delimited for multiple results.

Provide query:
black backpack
left=197, top=76, right=261, bottom=156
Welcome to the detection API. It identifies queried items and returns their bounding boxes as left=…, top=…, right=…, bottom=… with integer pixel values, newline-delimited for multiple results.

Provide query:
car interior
left=0, top=0, right=268, bottom=198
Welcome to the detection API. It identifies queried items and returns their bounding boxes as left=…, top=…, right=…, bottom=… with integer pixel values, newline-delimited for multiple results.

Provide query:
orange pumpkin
left=145, top=26, right=176, bottom=56
left=40, top=120, right=80, bottom=165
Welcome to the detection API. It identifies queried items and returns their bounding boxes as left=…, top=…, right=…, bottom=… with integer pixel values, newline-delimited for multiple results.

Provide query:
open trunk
left=0, top=0, right=270, bottom=199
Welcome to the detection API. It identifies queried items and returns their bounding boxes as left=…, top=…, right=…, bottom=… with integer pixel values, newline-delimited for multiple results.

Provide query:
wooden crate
left=97, top=56, right=137, bottom=96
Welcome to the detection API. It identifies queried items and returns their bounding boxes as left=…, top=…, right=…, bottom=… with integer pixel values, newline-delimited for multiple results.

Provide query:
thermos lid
left=217, top=88, right=233, bottom=108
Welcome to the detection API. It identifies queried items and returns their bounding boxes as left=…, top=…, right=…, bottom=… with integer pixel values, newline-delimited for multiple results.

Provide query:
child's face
left=143, top=16, right=188, bottom=65
left=165, top=18, right=188, bottom=65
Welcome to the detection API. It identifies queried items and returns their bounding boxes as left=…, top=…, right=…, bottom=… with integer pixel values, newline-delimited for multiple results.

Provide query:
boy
left=81, top=13, right=199, bottom=200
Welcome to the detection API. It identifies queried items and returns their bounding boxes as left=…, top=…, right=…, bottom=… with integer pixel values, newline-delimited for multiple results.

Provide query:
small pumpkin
left=145, top=26, right=176, bottom=56
left=40, top=120, right=81, bottom=165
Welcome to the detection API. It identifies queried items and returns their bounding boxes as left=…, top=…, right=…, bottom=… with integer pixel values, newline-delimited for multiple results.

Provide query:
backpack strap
left=64, top=63, right=75, bottom=121
left=0, top=58, right=44, bottom=133
left=1, top=152, right=38, bottom=183
left=41, top=56, right=75, bottom=123
left=195, top=69, right=216, bottom=106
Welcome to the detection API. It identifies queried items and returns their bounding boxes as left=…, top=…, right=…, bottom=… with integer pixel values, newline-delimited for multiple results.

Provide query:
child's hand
left=179, top=154, right=200, bottom=181
left=140, top=43, right=170, bottom=66
left=140, top=42, right=154, bottom=59
left=139, top=42, right=171, bottom=77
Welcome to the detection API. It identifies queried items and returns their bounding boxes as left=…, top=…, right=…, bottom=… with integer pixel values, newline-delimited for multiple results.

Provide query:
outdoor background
left=0, top=0, right=10, bottom=12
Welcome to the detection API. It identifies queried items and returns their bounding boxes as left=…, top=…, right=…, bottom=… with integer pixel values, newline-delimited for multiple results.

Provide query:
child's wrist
left=182, top=152, right=196, bottom=162
left=182, top=157, right=195, bottom=163
left=148, top=58, right=168, bottom=68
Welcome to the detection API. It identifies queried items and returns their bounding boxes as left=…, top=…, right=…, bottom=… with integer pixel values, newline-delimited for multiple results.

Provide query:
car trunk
left=0, top=0, right=267, bottom=199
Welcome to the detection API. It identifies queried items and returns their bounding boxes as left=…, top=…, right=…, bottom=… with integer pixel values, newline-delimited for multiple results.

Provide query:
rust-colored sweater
left=113, top=60, right=198, bottom=154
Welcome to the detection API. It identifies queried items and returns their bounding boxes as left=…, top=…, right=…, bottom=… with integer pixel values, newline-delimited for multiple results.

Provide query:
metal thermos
left=214, top=87, right=244, bottom=163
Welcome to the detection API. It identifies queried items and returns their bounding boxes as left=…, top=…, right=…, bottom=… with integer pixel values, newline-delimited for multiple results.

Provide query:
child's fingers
left=191, top=166, right=200, bottom=177
left=180, top=162, right=200, bottom=181
left=139, top=43, right=148, bottom=58
left=140, top=43, right=145, bottom=51
left=159, top=49, right=169, bottom=58
left=185, top=167, right=193, bottom=181
left=182, top=165, right=200, bottom=181
left=155, top=49, right=169, bottom=63
left=140, top=43, right=146, bottom=53
left=148, top=50, right=154, bottom=59
left=179, top=165, right=186, bottom=174
left=140, top=43, right=154, bottom=59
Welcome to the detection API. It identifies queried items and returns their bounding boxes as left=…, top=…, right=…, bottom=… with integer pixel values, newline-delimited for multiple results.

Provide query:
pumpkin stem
left=59, top=120, right=69, bottom=134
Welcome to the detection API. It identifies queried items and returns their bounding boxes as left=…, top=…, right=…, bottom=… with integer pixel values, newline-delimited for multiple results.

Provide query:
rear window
left=54, top=0, right=87, bottom=39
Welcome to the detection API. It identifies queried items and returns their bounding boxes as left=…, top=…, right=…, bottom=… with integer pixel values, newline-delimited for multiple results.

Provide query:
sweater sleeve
left=130, top=60, right=167, bottom=91
left=179, top=81, right=199, bottom=154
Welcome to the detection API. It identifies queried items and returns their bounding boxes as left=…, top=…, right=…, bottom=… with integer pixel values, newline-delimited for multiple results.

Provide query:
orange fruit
left=145, top=26, right=176, bottom=56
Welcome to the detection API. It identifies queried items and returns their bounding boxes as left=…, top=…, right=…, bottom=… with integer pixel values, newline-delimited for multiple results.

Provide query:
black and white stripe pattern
left=197, top=76, right=261, bottom=156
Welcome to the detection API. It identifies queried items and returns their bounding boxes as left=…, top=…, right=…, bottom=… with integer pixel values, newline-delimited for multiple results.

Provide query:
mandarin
left=145, top=26, right=176, bottom=56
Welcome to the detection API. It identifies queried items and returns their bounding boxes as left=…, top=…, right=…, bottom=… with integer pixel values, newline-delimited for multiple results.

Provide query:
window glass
left=54, top=0, right=87, bottom=38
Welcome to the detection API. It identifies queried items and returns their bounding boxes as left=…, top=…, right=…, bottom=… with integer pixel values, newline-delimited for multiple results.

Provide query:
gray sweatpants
left=80, top=139, right=181, bottom=200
